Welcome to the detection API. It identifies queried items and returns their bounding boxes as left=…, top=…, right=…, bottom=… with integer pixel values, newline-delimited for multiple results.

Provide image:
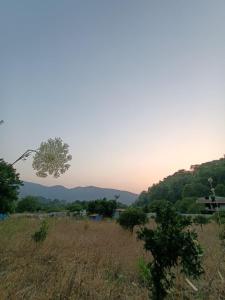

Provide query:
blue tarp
left=89, top=214, right=103, bottom=221
left=0, top=213, right=8, bottom=221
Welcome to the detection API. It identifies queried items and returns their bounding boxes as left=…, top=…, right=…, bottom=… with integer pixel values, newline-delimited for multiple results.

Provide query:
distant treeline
left=135, top=156, right=225, bottom=213
left=16, top=196, right=127, bottom=217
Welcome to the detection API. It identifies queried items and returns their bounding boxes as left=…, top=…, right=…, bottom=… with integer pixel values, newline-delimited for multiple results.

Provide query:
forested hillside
left=136, top=156, right=225, bottom=208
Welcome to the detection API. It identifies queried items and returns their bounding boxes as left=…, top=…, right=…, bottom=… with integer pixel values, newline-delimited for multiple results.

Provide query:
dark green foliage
left=43, top=199, right=66, bottom=212
left=193, top=215, right=210, bottom=230
left=148, top=199, right=169, bottom=212
left=117, top=208, right=147, bottom=232
left=138, top=202, right=204, bottom=300
left=149, top=170, right=192, bottom=203
left=142, top=205, right=149, bottom=213
left=137, top=191, right=150, bottom=207
left=67, top=203, right=83, bottom=212
left=32, top=220, right=49, bottom=243
left=16, top=196, right=67, bottom=213
left=182, top=182, right=209, bottom=198
left=0, top=159, right=23, bottom=213
left=174, top=197, right=204, bottom=214
left=87, top=198, right=117, bottom=218
left=215, top=184, right=225, bottom=196
left=16, top=196, right=42, bottom=212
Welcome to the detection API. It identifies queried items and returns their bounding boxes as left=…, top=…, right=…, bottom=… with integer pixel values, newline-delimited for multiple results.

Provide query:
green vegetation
left=174, top=197, right=204, bottom=214
left=136, top=157, right=225, bottom=212
left=117, top=208, right=147, bottom=232
left=0, top=159, right=23, bottom=213
left=138, top=257, right=151, bottom=287
left=87, top=198, right=117, bottom=218
left=15, top=196, right=126, bottom=217
left=17, top=196, right=42, bottom=212
left=138, top=202, right=204, bottom=300
left=16, top=196, right=67, bottom=213
left=32, top=220, right=49, bottom=243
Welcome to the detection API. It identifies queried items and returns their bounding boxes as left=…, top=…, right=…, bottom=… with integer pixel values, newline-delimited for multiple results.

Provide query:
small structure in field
left=197, top=196, right=225, bottom=213
left=80, top=209, right=87, bottom=217
left=88, top=214, right=103, bottom=221
left=48, top=211, right=67, bottom=217
left=113, top=209, right=125, bottom=219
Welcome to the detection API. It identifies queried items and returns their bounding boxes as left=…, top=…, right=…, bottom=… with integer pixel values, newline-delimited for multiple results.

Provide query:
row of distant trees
left=14, top=195, right=127, bottom=216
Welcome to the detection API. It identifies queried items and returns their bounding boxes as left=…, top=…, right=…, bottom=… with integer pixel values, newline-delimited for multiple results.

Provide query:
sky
left=1, top=0, right=225, bottom=194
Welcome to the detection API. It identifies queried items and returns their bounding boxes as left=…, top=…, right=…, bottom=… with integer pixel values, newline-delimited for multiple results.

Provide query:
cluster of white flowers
left=32, top=137, right=72, bottom=178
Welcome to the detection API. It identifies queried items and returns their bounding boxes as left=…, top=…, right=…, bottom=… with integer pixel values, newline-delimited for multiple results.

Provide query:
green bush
left=137, top=202, right=203, bottom=300
left=32, top=220, right=49, bottom=243
left=138, top=257, right=151, bottom=287
left=117, top=208, right=147, bottom=232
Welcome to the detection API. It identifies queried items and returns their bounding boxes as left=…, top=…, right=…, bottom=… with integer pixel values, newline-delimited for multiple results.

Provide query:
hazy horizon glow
left=1, top=1, right=225, bottom=193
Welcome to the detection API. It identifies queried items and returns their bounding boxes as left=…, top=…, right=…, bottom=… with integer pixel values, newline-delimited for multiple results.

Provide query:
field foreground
left=0, top=217, right=225, bottom=299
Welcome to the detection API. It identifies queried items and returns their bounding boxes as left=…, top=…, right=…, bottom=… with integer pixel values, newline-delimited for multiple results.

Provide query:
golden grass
left=0, top=217, right=224, bottom=299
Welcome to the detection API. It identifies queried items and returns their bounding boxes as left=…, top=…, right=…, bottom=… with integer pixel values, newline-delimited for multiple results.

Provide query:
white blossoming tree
left=12, top=137, right=72, bottom=178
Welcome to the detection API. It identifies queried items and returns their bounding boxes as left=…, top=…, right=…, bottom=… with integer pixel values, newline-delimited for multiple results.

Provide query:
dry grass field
left=0, top=217, right=225, bottom=300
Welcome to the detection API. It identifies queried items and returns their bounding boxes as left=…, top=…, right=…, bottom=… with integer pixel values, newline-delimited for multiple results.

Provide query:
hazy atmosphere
left=1, top=0, right=225, bottom=193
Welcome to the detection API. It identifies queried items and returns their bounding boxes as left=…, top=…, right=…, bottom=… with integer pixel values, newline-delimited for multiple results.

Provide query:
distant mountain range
left=19, top=181, right=138, bottom=205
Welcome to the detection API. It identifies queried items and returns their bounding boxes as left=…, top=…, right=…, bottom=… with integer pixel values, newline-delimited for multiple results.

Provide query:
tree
left=182, top=182, right=209, bottom=198
left=16, top=196, right=42, bottom=213
left=67, top=203, right=83, bottom=213
left=138, top=202, right=203, bottom=300
left=215, top=184, right=225, bottom=196
left=148, top=199, right=169, bottom=212
left=87, top=198, right=117, bottom=218
left=174, top=197, right=204, bottom=214
left=12, top=137, right=72, bottom=178
left=0, top=159, right=23, bottom=213
left=0, top=159, right=22, bottom=213
left=117, top=208, right=147, bottom=232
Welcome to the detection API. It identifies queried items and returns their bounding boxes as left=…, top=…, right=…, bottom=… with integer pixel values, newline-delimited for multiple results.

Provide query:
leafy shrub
left=32, top=220, right=49, bottom=243
left=117, top=208, right=147, bottom=232
left=137, top=202, right=203, bottom=300
left=138, top=257, right=151, bottom=287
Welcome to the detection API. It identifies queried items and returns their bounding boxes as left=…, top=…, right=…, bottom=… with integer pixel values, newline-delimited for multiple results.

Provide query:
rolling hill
left=19, top=181, right=138, bottom=205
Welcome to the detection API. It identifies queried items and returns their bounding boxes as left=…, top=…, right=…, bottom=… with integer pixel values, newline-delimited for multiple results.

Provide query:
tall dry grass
left=0, top=217, right=225, bottom=299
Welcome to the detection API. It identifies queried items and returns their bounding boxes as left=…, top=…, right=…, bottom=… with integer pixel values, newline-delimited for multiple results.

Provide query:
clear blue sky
left=1, top=1, right=225, bottom=193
